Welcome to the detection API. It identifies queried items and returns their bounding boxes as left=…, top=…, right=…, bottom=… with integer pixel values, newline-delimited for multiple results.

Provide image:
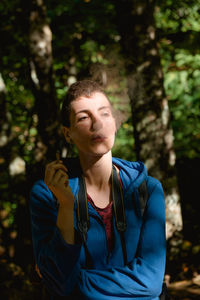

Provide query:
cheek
left=107, top=119, right=116, bottom=134
left=70, top=124, right=89, bottom=141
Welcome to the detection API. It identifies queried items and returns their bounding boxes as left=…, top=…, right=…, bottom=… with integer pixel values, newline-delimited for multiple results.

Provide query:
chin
left=78, top=140, right=115, bottom=157
left=83, top=146, right=112, bottom=158
left=92, top=142, right=114, bottom=155
left=90, top=148, right=111, bottom=157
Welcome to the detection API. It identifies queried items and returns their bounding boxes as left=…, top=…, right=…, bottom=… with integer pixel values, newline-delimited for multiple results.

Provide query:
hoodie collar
left=112, top=157, right=147, bottom=190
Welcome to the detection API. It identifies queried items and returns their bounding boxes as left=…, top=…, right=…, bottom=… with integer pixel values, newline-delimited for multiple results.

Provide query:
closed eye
left=78, top=116, right=88, bottom=122
left=101, top=111, right=111, bottom=117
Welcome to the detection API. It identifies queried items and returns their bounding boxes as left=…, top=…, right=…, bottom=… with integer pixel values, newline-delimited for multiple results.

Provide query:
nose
left=91, top=114, right=103, bottom=131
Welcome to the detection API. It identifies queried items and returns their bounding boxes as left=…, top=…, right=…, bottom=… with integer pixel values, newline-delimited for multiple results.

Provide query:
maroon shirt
left=87, top=172, right=122, bottom=252
left=88, top=195, right=114, bottom=251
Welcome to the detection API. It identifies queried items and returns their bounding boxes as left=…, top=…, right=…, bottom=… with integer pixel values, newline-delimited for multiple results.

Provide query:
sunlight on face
left=67, top=92, right=116, bottom=157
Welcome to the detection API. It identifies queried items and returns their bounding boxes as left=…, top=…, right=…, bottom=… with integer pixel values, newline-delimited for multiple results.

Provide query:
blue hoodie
left=30, top=157, right=166, bottom=300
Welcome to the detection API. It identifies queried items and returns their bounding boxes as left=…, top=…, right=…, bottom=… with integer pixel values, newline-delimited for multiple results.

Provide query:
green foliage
left=155, top=1, right=200, bottom=159
left=113, top=122, right=136, bottom=161
left=162, top=51, right=200, bottom=158
left=155, top=0, right=200, bottom=32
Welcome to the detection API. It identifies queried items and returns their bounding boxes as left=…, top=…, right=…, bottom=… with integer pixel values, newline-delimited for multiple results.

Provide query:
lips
left=91, top=134, right=107, bottom=142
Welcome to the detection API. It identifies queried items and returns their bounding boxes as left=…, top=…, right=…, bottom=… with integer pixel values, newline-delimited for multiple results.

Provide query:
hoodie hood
left=112, top=157, right=148, bottom=190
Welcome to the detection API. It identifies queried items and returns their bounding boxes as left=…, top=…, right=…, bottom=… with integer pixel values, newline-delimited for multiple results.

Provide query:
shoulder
left=30, top=179, right=56, bottom=210
left=31, top=179, right=50, bottom=197
left=146, top=176, right=163, bottom=195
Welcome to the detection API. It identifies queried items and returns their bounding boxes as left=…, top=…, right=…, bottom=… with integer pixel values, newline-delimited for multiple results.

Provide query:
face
left=63, top=92, right=116, bottom=157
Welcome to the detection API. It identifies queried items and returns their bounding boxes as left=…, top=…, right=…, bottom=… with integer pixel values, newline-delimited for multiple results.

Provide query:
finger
left=46, top=160, right=58, bottom=168
left=45, top=167, right=57, bottom=185
left=45, top=164, right=66, bottom=185
left=51, top=169, right=68, bottom=185
left=60, top=174, right=69, bottom=187
left=46, top=164, right=68, bottom=176
left=54, top=169, right=67, bottom=182
left=45, top=162, right=68, bottom=186
left=56, top=152, right=60, bottom=163
left=46, top=160, right=64, bottom=168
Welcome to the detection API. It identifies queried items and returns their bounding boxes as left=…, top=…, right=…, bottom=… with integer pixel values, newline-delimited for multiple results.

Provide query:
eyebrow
left=75, top=106, right=111, bottom=115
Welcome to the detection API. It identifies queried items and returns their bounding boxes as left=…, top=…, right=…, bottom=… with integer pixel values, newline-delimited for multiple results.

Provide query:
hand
left=44, top=160, right=74, bottom=208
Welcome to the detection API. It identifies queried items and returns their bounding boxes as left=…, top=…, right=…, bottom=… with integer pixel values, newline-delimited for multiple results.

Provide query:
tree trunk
left=28, top=0, right=60, bottom=161
left=115, top=0, right=182, bottom=238
left=0, top=73, right=8, bottom=149
left=0, top=73, right=14, bottom=161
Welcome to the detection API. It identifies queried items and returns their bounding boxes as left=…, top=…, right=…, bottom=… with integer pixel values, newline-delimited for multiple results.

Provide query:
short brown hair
left=61, top=80, right=107, bottom=127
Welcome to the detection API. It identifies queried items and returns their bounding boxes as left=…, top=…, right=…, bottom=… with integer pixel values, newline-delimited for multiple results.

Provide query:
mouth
left=91, top=134, right=107, bottom=142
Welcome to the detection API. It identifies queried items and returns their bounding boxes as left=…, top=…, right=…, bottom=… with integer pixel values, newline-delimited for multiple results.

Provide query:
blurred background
left=0, top=0, right=200, bottom=299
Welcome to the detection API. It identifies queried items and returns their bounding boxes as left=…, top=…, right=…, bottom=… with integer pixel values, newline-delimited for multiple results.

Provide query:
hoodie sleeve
left=77, top=180, right=166, bottom=299
left=30, top=180, right=82, bottom=296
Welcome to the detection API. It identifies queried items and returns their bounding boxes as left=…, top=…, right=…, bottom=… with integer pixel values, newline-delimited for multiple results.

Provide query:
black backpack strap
left=138, top=180, right=148, bottom=217
left=112, top=165, right=127, bottom=265
left=77, top=175, right=93, bottom=268
left=112, top=165, right=127, bottom=232
left=77, top=175, right=89, bottom=237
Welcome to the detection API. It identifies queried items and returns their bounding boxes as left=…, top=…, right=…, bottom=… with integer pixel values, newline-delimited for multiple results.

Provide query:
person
left=30, top=80, right=166, bottom=300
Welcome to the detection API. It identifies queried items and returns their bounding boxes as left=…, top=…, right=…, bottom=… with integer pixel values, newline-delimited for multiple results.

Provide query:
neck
left=79, top=151, right=112, bottom=189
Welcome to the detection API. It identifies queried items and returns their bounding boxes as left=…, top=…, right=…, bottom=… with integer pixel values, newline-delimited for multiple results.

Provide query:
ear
left=62, top=126, right=71, bottom=143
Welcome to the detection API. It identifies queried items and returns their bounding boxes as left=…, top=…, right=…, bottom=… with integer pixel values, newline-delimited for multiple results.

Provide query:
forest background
left=0, top=0, right=200, bottom=299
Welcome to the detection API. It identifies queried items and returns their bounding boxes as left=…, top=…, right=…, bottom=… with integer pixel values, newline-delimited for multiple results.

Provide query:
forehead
left=70, top=92, right=111, bottom=112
